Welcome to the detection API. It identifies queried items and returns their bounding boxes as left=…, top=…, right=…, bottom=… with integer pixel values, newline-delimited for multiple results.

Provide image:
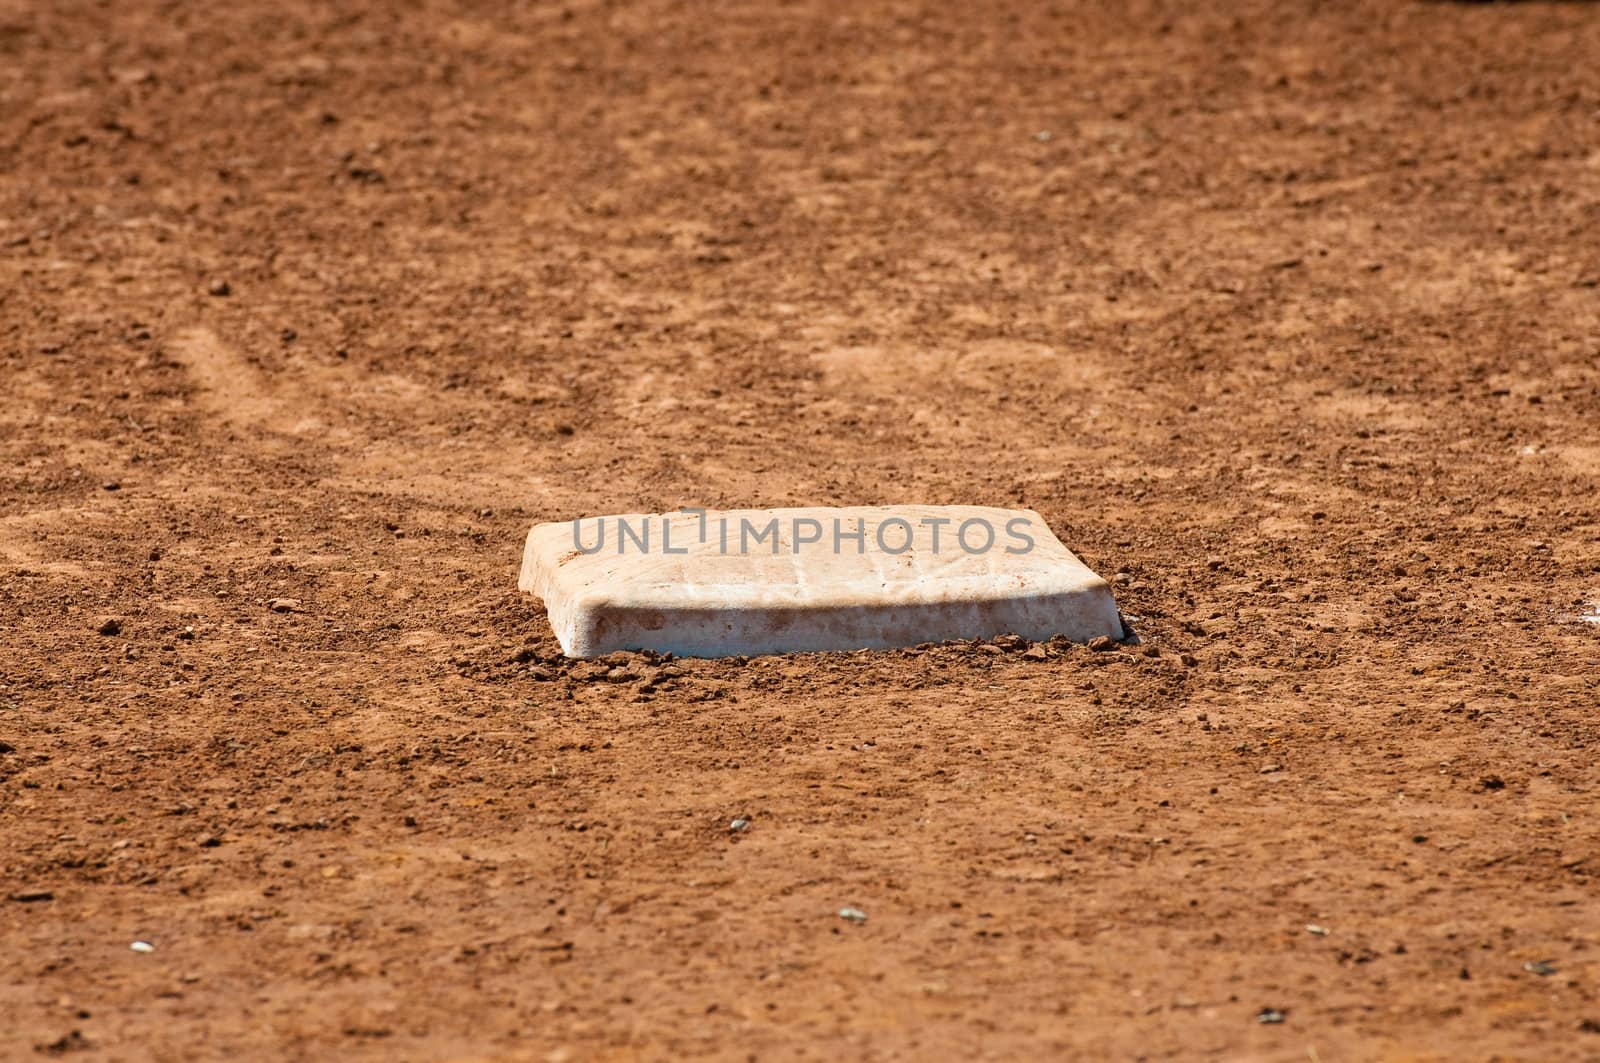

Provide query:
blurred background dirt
left=3, top=0, right=1599, bottom=1058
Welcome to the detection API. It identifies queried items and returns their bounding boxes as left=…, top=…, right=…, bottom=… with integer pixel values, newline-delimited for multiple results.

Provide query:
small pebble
left=837, top=907, right=867, bottom=925
left=1257, top=1008, right=1286, bottom=1024
left=267, top=598, right=301, bottom=613
left=130, top=941, right=155, bottom=954
left=96, top=617, right=122, bottom=636
left=729, top=818, right=750, bottom=832
left=207, top=279, right=231, bottom=297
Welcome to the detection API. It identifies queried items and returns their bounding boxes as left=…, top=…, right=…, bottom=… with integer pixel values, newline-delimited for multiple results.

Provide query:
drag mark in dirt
left=170, top=326, right=308, bottom=438
left=169, top=327, right=566, bottom=514
left=0, top=511, right=95, bottom=580
left=171, top=325, right=385, bottom=449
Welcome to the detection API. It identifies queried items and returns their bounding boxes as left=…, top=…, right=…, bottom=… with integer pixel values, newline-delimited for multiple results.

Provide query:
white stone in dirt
left=518, top=506, right=1123, bottom=659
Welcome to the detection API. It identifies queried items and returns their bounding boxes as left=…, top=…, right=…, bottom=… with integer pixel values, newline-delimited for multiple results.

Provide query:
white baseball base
left=518, top=506, right=1122, bottom=658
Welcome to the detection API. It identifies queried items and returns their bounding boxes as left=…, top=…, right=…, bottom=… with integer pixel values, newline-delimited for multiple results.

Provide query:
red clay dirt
left=3, top=1, right=1599, bottom=1059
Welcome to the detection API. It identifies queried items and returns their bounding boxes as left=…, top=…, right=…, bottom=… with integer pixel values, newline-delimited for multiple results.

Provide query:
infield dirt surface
left=3, top=1, right=1599, bottom=1059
